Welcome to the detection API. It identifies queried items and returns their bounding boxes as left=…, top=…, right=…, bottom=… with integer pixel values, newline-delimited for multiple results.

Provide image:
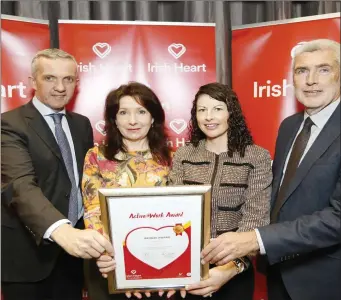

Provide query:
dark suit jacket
left=258, top=104, right=341, bottom=300
left=1, top=101, right=94, bottom=282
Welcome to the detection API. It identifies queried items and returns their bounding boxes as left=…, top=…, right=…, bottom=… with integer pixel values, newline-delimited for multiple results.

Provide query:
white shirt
left=32, top=97, right=84, bottom=239
left=256, top=98, right=340, bottom=254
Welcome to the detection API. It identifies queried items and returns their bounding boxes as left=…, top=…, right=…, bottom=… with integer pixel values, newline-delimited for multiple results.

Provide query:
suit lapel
left=280, top=104, right=340, bottom=208
left=272, top=114, right=303, bottom=206
left=24, top=101, right=63, bottom=162
left=65, top=112, right=83, bottom=178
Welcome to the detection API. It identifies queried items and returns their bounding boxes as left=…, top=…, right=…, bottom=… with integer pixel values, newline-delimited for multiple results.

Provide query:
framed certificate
left=99, top=185, right=211, bottom=294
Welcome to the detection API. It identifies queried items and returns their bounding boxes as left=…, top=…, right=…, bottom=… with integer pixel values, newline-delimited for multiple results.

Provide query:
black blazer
left=258, top=104, right=341, bottom=300
left=1, top=101, right=94, bottom=282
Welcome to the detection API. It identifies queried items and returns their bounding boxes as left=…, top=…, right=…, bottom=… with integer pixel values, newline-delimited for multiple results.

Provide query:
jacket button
left=65, top=193, right=70, bottom=198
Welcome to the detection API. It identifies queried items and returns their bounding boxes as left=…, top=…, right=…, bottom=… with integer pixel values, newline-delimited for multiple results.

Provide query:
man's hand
left=97, top=255, right=116, bottom=278
left=51, top=223, right=114, bottom=259
left=186, top=263, right=238, bottom=297
left=201, top=231, right=260, bottom=266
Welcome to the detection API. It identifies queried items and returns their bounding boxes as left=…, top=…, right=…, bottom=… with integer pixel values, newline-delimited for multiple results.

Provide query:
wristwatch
left=232, top=258, right=245, bottom=274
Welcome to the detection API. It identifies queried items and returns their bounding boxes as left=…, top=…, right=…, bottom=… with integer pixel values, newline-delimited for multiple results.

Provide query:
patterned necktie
left=50, top=113, right=78, bottom=225
left=271, top=117, right=314, bottom=222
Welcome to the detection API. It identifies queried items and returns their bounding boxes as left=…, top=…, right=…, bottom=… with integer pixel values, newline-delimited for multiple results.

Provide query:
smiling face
left=294, top=49, right=340, bottom=115
left=115, top=96, right=154, bottom=147
left=196, top=94, right=230, bottom=141
left=31, top=57, right=78, bottom=111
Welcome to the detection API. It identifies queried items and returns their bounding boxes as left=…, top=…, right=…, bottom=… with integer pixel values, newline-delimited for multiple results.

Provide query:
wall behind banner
left=232, top=14, right=340, bottom=158
left=1, top=17, right=50, bottom=112
left=58, top=21, right=216, bottom=150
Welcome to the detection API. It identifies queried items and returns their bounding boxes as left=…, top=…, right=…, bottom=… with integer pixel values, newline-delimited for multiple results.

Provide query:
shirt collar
left=32, top=96, right=66, bottom=117
left=304, top=98, right=340, bottom=129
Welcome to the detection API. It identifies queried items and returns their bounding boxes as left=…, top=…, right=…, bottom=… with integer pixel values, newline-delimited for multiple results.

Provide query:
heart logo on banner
left=168, top=43, right=186, bottom=59
left=169, top=119, right=187, bottom=135
left=92, top=42, right=111, bottom=59
left=95, top=120, right=106, bottom=136
left=126, top=227, right=189, bottom=270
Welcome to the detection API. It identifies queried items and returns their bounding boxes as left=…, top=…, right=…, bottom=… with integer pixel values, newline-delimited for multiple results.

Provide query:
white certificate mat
left=108, top=195, right=202, bottom=289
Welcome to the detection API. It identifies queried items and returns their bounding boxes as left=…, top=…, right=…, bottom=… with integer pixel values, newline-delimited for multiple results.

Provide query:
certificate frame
left=99, top=185, right=211, bottom=294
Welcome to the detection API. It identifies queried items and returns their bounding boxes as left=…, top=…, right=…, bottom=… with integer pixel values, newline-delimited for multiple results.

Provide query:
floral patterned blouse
left=82, top=146, right=170, bottom=235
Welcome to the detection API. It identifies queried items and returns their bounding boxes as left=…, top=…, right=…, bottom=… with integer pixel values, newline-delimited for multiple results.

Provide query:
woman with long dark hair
left=169, top=82, right=272, bottom=300
left=82, top=82, right=171, bottom=300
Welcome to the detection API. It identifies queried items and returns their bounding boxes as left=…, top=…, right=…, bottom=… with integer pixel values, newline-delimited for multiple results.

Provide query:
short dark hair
left=188, top=82, right=253, bottom=157
left=102, top=82, right=171, bottom=165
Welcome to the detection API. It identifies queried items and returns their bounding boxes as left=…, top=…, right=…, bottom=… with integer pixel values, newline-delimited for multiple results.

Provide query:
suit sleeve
left=1, top=117, right=66, bottom=245
left=258, top=167, right=341, bottom=265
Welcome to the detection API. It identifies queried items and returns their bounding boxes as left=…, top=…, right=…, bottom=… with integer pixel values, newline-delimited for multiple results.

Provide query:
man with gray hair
left=198, top=39, right=340, bottom=300
left=1, top=48, right=114, bottom=300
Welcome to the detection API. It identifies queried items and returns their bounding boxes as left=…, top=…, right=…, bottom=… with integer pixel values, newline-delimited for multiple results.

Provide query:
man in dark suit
left=198, top=39, right=340, bottom=300
left=1, top=49, right=114, bottom=300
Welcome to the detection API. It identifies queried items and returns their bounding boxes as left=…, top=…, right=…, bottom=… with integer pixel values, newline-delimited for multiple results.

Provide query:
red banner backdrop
left=3, top=13, right=340, bottom=300
left=232, top=13, right=340, bottom=158
left=58, top=20, right=216, bottom=150
left=1, top=15, right=50, bottom=112
left=232, top=13, right=340, bottom=300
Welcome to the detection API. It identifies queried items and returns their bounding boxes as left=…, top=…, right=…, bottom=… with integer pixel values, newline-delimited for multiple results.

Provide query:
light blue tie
left=50, top=113, right=78, bottom=225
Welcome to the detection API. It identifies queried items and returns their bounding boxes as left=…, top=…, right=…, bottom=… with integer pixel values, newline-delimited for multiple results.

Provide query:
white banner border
left=1, top=14, right=48, bottom=25
left=233, top=12, right=340, bottom=30
left=58, top=19, right=215, bottom=27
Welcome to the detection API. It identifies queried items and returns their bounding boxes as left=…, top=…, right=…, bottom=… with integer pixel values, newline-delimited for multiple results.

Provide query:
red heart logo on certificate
left=126, top=227, right=189, bottom=270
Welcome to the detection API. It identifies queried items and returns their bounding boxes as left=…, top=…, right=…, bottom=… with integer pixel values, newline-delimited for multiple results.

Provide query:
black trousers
left=2, top=250, right=83, bottom=300
left=267, top=265, right=292, bottom=300
left=2, top=219, right=85, bottom=300
left=175, top=264, right=254, bottom=300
